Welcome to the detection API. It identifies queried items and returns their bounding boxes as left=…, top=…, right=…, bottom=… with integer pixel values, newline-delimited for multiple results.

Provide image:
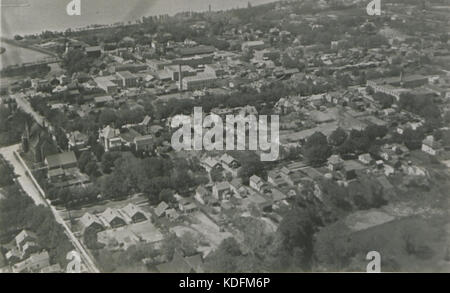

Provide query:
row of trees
left=303, top=124, right=389, bottom=166
left=0, top=158, right=73, bottom=267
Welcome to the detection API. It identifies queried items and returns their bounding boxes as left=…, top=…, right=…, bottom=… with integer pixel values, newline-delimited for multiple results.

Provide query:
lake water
left=0, top=41, right=50, bottom=69
left=0, top=0, right=276, bottom=69
left=1, top=0, right=277, bottom=37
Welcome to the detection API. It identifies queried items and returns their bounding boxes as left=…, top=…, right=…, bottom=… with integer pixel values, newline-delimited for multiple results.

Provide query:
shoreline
left=0, top=38, right=57, bottom=57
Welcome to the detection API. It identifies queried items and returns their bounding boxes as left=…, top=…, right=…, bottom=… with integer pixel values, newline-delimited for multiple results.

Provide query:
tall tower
left=178, top=64, right=183, bottom=91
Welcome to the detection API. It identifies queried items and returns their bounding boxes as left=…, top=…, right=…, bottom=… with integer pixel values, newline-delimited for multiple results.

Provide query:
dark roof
left=178, top=45, right=215, bottom=57
left=45, top=151, right=77, bottom=168
left=156, top=251, right=203, bottom=273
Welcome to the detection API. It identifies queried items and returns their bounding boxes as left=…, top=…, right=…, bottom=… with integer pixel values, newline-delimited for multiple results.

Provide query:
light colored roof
left=121, top=203, right=145, bottom=219
left=80, top=212, right=103, bottom=229
left=101, top=125, right=120, bottom=139
left=100, top=208, right=125, bottom=224
left=154, top=201, right=169, bottom=217
left=250, top=175, right=263, bottom=184
left=215, top=181, right=230, bottom=191
left=202, top=156, right=220, bottom=168
left=94, top=95, right=113, bottom=103
left=15, top=230, right=36, bottom=246
left=220, top=154, right=236, bottom=165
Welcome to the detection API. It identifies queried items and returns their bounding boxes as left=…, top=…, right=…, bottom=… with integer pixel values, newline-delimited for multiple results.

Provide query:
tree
left=101, top=152, right=121, bottom=173
left=85, top=161, right=101, bottom=178
left=329, top=128, right=347, bottom=147
left=210, top=168, right=224, bottom=182
left=99, top=109, right=117, bottom=126
left=304, top=132, right=331, bottom=166
left=365, top=125, right=387, bottom=141
left=78, top=151, right=94, bottom=173
left=158, top=188, right=174, bottom=203
left=348, top=130, right=371, bottom=153
left=402, top=128, right=424, bottom=150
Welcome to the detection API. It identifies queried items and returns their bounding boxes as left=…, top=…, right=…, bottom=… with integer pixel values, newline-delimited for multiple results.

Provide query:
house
left=100, top=208, right=126, bottom=228
left=166, top=208, right=180, bottom=220
left=229, top=178, right=248, bottom=198
left=212, top=182, right=232, bottom=201
left=21, top=241, right=39, bottom=258
left=15, top=230, right=37, bottom=251
left=201, top=156, right=222, bottom=173
left=156, top=250, right=203, bottom=273
left=85, top=46, right=102, bottom=58
left=121, top=203, right=147, bottom=223
left=421, top=136, right=442, bottom=156
left=358, top=153, right=373, bottom=165
left=178, top=199, right=198, bottom=214
left=99, top=125, right=122, bottom=152
left=195, top=186, right=211, bottom=205
left=327, top=155, right=344, bottom=171
left=384, top=164, right=395, bottom=176
left=67, top=131, right=89, bottom=152
left=267, top=170, right=286, bottom=188
left=12, top=251, right=50, bottom=273
left=249, top=175, right=265, bottom=192
left=342, top=160, right=366, bottom=180
left=80, top=213, right=104, bottom=232
left=134, top=135, right=153, bottom=152
left=220, top=153, right=240, bottom=176
left=5, top=249, right=21, bottom=264
left=154, top=201, right=169, bottom=217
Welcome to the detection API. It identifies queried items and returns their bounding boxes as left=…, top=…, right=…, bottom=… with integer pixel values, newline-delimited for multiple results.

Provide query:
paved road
left=11, top=93, right=48, bottom=127
left=0, top=144, right=100, bottom=273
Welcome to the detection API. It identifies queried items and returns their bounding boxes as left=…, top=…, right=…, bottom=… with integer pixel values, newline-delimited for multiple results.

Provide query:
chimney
left=178, top=64, right=183, bottom=91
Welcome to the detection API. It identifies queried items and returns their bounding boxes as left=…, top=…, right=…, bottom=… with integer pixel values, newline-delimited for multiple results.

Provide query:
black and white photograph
left=0, top=0, right=449, bottom=277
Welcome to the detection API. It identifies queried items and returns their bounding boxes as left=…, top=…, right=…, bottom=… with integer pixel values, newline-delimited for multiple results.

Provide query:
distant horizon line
left=2, top=0, right=280, bottom=38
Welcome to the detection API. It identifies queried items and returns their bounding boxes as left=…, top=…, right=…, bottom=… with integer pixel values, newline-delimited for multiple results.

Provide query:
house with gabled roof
left=80, top=212, right=104, bottom=232
left=99, top=125, right=122, bottom=152
left=219, top=153, right=240, bottom=177
left=249, top=175, right=265, bottom=192
left=15, top=230, right=37, bottom=251
left=120, top=203, right=147, bottom=223
left=201, top=156, right=222, bottom=173
left=213, top=182, right=232, bottom=201
left=100, top=208, right=126, bottom=228
left=154, top=201, right=169, bottom=217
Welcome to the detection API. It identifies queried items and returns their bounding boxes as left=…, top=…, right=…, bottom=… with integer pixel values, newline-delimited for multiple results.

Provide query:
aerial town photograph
left=0, top=0, right=449, bottom=276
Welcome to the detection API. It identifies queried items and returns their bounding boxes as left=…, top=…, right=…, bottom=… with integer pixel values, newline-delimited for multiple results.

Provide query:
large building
left=181, top=73, right=218, bottom=91
left=164, top=65, right=196, bottom=81
left=94, top=76, right=118, bottom=94
left=241, top=40, right=266, bottom=52
left=177, top=45, right=215, bottom=57
left=45, top=151, right=78, bottom=170
left=116, top=71, right=138, bottom=88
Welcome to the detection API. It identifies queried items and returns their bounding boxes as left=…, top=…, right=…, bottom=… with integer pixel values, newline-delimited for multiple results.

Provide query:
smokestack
left=179, top=64, right=183, bottom=91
